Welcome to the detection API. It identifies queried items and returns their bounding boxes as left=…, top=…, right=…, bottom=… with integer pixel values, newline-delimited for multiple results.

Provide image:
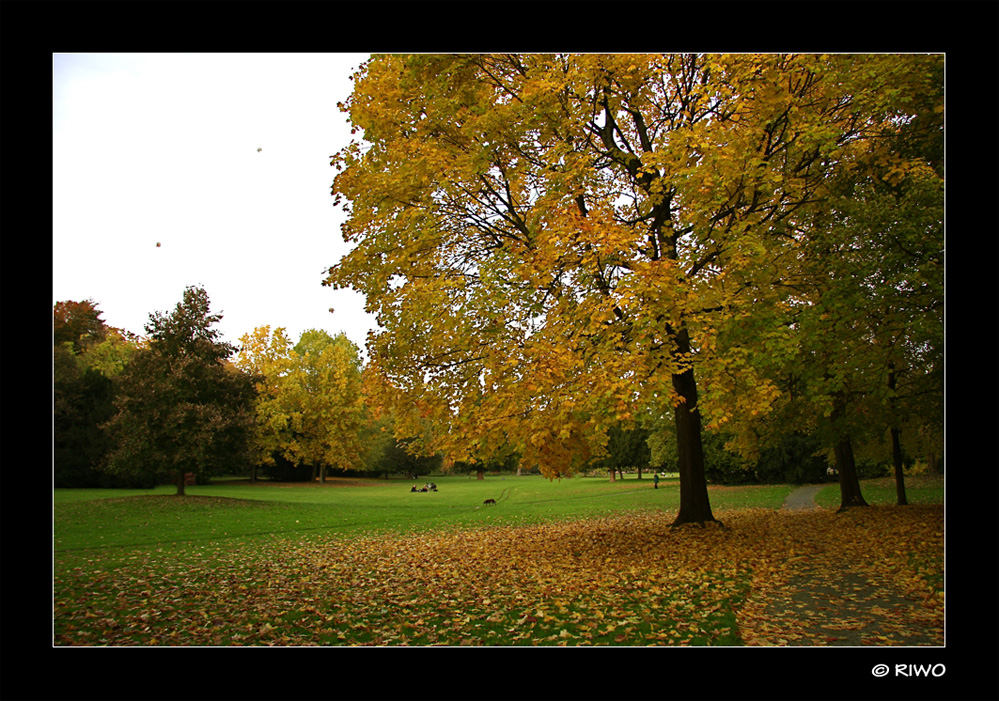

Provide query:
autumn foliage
left=326, top=53, right=943, bottom=522
left=235, top=326, right=366, bottom=481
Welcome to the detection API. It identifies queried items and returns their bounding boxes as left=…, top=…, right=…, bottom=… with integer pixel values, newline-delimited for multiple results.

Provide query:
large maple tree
left=326, top=53, right=939, bottom=525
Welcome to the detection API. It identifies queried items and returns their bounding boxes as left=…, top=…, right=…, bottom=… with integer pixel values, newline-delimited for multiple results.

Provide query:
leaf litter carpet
left=55, top=501, right=943, bottom=646
left=736, top=504, right=943, bottom=646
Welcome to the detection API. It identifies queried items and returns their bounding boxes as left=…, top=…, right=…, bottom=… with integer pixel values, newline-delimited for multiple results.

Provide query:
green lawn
left=54, top=474, right=796, bottom=551
left=814, top=473, right=945, bottom=509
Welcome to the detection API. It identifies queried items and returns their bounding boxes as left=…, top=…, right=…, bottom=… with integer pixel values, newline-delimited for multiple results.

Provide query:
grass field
left=54, top=474, right=796, bottom=551
left=53, top=473, right=944, bottom=647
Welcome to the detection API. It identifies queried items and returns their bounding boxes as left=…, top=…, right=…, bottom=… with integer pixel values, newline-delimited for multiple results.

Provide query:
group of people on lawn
left=411, top=482, right=437, bottom=492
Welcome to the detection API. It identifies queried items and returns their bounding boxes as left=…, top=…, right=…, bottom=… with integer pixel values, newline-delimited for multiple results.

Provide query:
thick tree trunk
left=476, top=468, right=485, bottom=480
left=175, top=469, right=186, bottom=496
left=834, top=436, right=868, bottom=511
left=669, top=336, right=718, bottom=527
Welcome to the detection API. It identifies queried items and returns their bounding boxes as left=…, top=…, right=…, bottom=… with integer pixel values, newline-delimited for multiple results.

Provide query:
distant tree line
left=53, top=288, right=457, bottom=492
left=54, top=282, right=941, bottom=495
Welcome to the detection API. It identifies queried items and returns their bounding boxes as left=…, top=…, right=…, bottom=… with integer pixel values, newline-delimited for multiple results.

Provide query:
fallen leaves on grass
left=736, top=505, right=944, bottom=646
left=53, top=505, right=943, bottom=646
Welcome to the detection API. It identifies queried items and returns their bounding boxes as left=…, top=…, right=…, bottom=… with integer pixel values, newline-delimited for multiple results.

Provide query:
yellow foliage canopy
left=235, top=326, right=365, bottom=473
left=326, top=53, right=942, bottom=478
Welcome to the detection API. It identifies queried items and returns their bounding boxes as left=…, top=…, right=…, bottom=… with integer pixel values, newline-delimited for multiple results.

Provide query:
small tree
left=289, top=330, right=365, bottom=482
left=101, top=286, right=258, bottom=494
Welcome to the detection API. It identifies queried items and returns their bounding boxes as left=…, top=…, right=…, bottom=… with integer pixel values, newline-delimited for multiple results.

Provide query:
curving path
left=781, top=484, right=826, bottom=511
left=739, top=483, right=944, bottom=646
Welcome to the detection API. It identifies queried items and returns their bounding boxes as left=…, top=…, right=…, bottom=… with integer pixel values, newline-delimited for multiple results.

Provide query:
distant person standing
left=653, top=473, right=660, bottom=490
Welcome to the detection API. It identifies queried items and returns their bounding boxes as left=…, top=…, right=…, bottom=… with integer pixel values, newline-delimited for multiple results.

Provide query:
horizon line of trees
left=55, top=290, right=529, bottom=491
left=55, top=285, right=940, bottom=495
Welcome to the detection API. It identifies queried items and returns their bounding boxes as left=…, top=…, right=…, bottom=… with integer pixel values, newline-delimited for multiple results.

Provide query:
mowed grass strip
left=54, top=475, right=795, bottom=552
left=53, top=475, right=942, bottom=646
left=813, top=473, right=945, bottom=509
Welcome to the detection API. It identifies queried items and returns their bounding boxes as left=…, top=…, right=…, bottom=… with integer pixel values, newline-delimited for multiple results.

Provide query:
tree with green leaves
left=699, top=54, right=943, bottom=510
left=54, top=300, right=149, bottom=487
left=54, top=334, right=118, bottom=487
left=590, top=420, right=651, bottom=481
left=101, top=286, right=258, bottom=495
left=235, top=327, right=365, bottom=482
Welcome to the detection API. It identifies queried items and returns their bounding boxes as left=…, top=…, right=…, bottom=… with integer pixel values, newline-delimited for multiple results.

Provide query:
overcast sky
left=53, top=52, right=377, bottom=355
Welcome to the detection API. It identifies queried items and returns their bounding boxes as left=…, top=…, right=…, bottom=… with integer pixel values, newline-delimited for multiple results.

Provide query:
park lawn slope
left=54, top=475, right=797, bottom=552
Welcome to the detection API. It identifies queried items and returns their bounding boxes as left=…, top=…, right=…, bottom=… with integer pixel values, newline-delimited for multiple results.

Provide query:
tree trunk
left=834, top=436, right=868, bottom=511
left=669, top=334, right=718, bottom=527
left=929, top=453, right=942, bottom=474
left=476, top=468, right=484, bottom=480
left=608, top=468, right=616, bottom=482
left=175, top=469, right=186, bottom=496
left=887, top=364, right=908, bottom=505
left=890, top=427, right=908, bottom=506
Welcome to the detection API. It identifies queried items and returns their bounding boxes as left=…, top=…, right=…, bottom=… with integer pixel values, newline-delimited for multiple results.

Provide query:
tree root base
left=670, top=517, right=726, bottom=530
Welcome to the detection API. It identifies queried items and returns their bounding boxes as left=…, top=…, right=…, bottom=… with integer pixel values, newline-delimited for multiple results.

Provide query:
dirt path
left=736, top=491, right=945, bottom=646
left=781, top=484, right=826, bottom=511
left=740, top=563, right=943, bottom=646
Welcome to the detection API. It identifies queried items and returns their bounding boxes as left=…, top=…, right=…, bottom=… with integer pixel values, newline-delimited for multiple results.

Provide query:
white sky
left=52, top=52, right=377, bottom=355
